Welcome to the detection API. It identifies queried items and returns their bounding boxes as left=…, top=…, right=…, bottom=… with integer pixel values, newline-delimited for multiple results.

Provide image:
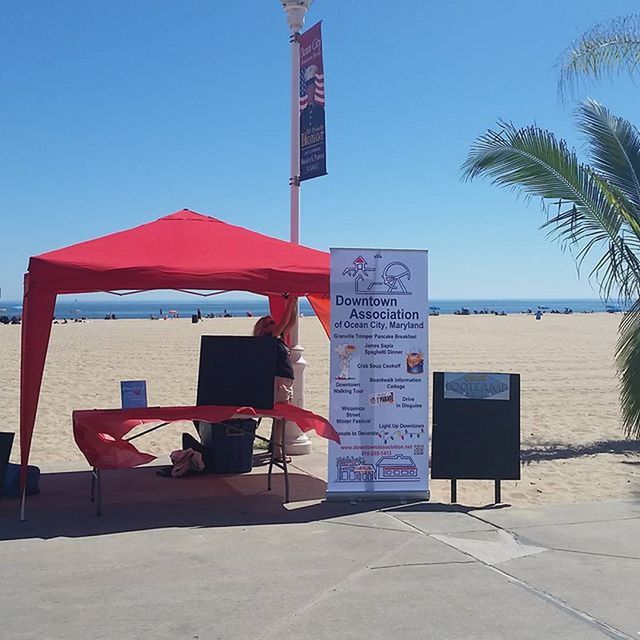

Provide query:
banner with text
left=328, top=248, right=429, bottom=498
left=121, top=380, right=148, bottom=409
left=299, top=21, right=327, bottom=181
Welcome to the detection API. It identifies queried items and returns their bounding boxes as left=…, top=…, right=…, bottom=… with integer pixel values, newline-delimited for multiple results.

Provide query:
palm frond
left=616, top=299, right=640, bottom=438
left=559, top=14, right=640, bottom=97
left=462, top=120, right=624, bottom=240
left=577, top=99, right=640, bottom=218
left=544, top=204, right=640, bottom=301
left=462, top=119, right=640, bottom=302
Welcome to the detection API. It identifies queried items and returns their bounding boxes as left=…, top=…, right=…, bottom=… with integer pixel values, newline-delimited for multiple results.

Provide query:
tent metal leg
left=91, top=467, right=102, bottom=516
left=281, top=425, right=289, bottom=504
left=19, top=487, right=26, bottom=521
left=267, top=421, right=275, bottom=492
left=266, top=419, right=289, bottom=503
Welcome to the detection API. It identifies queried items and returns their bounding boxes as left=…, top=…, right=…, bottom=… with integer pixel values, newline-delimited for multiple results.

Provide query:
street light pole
left=280, top=0, right=313, bottom=455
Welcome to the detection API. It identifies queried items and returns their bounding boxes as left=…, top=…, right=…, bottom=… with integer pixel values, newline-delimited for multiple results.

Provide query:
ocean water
left=0, top=298, right=623, bottom=319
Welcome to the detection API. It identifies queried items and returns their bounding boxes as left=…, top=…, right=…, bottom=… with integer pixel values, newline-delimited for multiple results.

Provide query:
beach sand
left=1, top=313, right=638, bottom=506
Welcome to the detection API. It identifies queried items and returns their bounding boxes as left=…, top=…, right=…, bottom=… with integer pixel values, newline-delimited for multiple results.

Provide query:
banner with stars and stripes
left=299, top=21, right=327, bottom=181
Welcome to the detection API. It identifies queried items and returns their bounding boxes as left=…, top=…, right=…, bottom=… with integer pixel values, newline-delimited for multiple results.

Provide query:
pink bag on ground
left=170, top=448, right=205, bottom=477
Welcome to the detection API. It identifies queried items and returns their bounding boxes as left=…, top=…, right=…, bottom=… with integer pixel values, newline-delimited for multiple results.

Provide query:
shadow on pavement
left=521, top=439, right=640, bottom=464
left=0, top=464, right=468, bottom=541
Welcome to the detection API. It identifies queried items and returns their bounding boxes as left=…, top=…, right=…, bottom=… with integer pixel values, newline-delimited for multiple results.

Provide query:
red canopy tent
left=19, top=209, right=331, bottom=506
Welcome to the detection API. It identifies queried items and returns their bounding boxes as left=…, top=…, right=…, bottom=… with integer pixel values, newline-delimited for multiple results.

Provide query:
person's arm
left=271, top=297, right=297, bottom=337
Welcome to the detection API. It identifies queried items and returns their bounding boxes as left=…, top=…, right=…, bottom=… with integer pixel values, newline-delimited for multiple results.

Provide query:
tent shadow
left=0, top=465, right=428, bottom=541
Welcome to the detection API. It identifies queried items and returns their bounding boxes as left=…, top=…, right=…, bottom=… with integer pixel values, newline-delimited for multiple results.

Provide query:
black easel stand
left=450, top=479, right=502, bottom=504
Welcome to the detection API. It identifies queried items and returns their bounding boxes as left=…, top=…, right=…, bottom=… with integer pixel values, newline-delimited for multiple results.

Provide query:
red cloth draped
left=73, top=403, right=340, bottom=470
left=307, top=293, right=330, bottom=336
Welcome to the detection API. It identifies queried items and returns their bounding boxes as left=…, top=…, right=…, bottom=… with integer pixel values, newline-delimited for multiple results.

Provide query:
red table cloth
left=73, top=403, right=339, bottom=470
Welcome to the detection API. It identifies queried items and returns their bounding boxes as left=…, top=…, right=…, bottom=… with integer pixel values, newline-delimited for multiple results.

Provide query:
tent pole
left=20, top=486, right=26, bottom=521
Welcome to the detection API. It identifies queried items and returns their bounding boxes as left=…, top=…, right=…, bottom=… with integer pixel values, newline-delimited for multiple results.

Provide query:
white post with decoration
left=279, top=0, right=314, bottom=455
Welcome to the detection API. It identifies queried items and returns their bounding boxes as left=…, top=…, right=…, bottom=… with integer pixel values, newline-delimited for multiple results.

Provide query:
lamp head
left=280, top=0, right=313, bottom=32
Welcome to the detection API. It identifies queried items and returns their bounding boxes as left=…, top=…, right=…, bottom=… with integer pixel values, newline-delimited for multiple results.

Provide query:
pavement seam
left=465, top=511, right=640, bottom=560
left=546, top=546, right=640, bottom=562
left=261, top=536, right=417, bottom=639
left=324, top=519, right=420, bottom=535
left=474, top=514, right=640, bottom=531
left=384, top=510, right=634, bottom=640
left=486, top=564, right=635, bottom=640
left=369, top=560, right=476, bottom=570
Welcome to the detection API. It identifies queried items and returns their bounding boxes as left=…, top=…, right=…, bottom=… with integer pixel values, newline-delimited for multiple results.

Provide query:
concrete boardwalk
left=1, top=452, right=639, bottom=640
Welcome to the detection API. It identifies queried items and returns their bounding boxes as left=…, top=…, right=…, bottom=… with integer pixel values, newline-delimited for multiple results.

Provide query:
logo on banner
left=335, top=343, right=357, bottom=379
left=335, top=454, right=420, bottom=483
left=443, top=372, right=510, bottom=400
left=342, top=255, right=412, bottom=295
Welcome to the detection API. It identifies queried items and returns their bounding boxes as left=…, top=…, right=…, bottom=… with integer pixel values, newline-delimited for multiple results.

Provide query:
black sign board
left=196, top=336, right=277, bottom=410
left=431, top=372, right=520, bottom=480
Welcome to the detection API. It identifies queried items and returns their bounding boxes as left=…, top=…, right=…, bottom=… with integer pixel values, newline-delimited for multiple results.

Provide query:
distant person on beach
left=253, top=298, right=297, bottom=463
left=197, top=308, right=202, bottom=320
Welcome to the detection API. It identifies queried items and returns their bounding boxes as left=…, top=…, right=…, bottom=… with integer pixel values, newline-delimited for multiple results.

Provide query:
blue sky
left=1, top=0, right=639, bottom=301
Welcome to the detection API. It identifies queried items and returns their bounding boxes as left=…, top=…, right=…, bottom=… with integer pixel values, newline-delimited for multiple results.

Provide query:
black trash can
left=198, top=419, right=257, bottom=473
left=191, top=314, right=199, bottom=324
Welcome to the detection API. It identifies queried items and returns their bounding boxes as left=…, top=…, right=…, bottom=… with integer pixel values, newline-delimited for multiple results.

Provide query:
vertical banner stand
left=327, top=248, right=430, bottom=502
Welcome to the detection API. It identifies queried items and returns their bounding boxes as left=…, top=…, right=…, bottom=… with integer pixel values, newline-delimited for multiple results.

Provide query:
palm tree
left=462, top=99, right=640, bottom=438
left=559, top=14, right=640, bottom=95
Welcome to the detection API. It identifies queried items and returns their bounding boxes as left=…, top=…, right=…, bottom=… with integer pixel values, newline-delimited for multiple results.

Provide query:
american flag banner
left=299, top=21, right=327, bottom=181
left=299, top=69, right=325, bottom=111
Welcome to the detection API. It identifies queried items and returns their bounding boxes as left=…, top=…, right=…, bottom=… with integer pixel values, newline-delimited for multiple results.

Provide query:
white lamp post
left=279, top=0, right=313, bottom=455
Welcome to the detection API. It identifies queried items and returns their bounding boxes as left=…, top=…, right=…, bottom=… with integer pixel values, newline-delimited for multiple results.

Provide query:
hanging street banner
left=328, top=248, right=429, bottom=500
left=299, top=21, right=327, bottom=181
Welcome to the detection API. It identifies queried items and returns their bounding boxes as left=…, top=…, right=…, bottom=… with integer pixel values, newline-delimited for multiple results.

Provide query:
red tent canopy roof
left=19, top=209, right=332, bottom=504
left=28, top=209, right=329, bottom=296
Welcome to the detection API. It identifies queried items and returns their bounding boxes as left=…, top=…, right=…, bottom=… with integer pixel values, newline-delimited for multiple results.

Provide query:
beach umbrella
left=429, top=306, right=440, bottom=310
left=168, top=309, right=178, bottom=314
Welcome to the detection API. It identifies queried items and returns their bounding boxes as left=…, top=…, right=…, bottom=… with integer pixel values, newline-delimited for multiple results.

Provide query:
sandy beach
left=1, top=313, right=638, bottom=506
